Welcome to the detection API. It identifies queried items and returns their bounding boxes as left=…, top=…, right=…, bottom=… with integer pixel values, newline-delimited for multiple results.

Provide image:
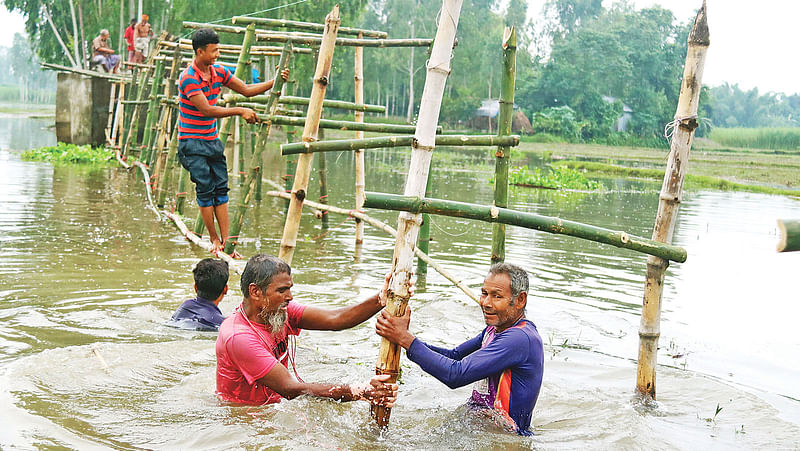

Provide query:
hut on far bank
left=468, top=99, right=533, bottom=133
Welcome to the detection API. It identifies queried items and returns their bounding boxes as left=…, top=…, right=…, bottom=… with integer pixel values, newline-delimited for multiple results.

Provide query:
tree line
left=5, top=0, right=798, bottom=138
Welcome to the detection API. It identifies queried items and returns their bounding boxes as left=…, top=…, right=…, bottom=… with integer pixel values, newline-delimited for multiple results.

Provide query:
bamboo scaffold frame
left=371, top=0, right=464, bottom=428
left=232, top=15, right=388, bottom=38
left=636, top=1, right=709, bottom=399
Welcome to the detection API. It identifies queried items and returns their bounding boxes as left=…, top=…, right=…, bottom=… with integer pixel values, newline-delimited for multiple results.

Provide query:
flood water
left=1, top=113, right=800, bottom=449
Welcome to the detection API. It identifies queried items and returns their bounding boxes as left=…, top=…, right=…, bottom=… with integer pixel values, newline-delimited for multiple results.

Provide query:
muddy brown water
left=1, top=114, right=799, bottom=449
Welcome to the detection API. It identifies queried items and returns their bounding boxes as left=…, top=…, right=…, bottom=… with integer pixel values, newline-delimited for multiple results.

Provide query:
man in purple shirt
left=376, top=263, right=544, bottom=435
left=169, top=258, right=229, bottom=331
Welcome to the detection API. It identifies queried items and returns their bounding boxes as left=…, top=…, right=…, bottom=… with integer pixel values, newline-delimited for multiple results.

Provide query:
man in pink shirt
left=216, top=254, right=397, bottom=406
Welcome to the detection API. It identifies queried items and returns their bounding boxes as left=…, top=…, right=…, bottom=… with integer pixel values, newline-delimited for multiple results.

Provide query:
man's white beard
left=259, top=307, right=287, bottom=336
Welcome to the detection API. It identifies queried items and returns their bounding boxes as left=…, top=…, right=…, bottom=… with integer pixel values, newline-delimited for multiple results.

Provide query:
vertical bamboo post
left=219, top=23, right=256, bottom=150
left=354, top=32, right=366, bottom=246
left=105, top=82, right=118, bottom=145
left=234, top=117, right=244, bottom=185
left=153, top=45, right=182, bottom=194
left=278, top=6, right=340, bottom=264
left=371, top=0, right=463, bottom=428
left=637, top=2, right=708, bottom=399
left=223, top=41, right=293, bottom=256
left=491, top=27, right=517, bottom=264
left=110, top=83, right=125, bottom=149
left=123, top=65, right=151, bottom=157
left=176, top=167, right=189, bottom=215
left=157, top=124, right=180, bottom=207
left=142, top=58, right=165, bottom=163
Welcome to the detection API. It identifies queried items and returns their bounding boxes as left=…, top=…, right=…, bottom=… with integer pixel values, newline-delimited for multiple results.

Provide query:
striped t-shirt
left=178, top=62, right=234, bottom=140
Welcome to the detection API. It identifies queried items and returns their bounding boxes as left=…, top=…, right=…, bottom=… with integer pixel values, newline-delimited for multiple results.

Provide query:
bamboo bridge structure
left=41, top=0, right=713, bottom=429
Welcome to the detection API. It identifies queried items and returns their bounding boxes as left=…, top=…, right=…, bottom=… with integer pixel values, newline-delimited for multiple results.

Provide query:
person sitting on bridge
left=178, top=28, right=290, bottom=254
left=375, top=262, right=544, bottom=435
left=91, top=29, right=120, bottom=73
left=168, top=258, right=229, bottom=331
left=216, top=254, right=397, bottom=407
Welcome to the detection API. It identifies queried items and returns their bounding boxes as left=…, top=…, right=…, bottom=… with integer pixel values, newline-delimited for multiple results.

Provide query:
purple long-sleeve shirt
left=406, top=318, right=544, bottom=435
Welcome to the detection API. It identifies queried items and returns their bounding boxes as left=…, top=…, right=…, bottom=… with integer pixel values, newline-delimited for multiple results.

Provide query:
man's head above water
left=241, top=254, right=293, bottom=333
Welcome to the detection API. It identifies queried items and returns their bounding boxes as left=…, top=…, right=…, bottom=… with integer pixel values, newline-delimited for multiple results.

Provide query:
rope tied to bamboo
left=663, top=114, right=698, bottom=143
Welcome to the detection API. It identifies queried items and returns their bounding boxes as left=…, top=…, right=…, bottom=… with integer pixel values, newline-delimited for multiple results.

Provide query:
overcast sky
left=0, top=0, right=797, bottom=94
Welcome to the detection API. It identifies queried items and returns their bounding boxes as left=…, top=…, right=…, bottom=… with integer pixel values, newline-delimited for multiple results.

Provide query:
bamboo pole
left=221, top=94, right=386, bottom=113
left=219, top=23, right=257, bottom=150
left=416, top=172, right=432, bottom=276
left=175, top=167, right=189, bottom=215
left=157, top=125, right=180, bottom=207
left=315, top=136, right=329, bottom=229
left=232, top=16, right=387, bottom=38
left=263, top=178, right=479, bottom=303
left=637, top=2, right=709, bottom=399
left=278, top=6, right=340, bottom=264
left=281, top=134, right=517, bottom=155
left=164, top=211, right=245, bottom=274
left=492, top=27, right=517, bottom=264
left=262, top=114, right=438, bottom=134
left=110, top=83, right=125, bottom=149
left=372, top=0, right=464, bottom=428
left=354, top=33, right=366, bottom=246
left=105, top=82, right=118, bottom=145
left=141, top=58, right=165, bottom=163
left=365, top=192, right=687, bottom=262
left=257, top=32, right=434, bottom=48
left=175, top=38, right=313, bottom=54
left=222, top=41, right=294, bottom=256
left=777, top=219, right=800, bottom=252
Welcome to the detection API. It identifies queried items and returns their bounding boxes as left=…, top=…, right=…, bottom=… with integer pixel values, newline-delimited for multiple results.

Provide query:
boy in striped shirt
left=178, top=28, right=289, bottom=253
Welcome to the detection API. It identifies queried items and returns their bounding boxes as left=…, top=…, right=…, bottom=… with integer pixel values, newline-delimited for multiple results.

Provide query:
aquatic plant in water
left=21, top=142, right=113, bottom=165
left=508, top=164, right=602, bottom=191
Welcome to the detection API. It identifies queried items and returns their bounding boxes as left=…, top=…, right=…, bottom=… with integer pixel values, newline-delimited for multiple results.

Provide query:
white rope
left=664, top=114, right=698, bottom=143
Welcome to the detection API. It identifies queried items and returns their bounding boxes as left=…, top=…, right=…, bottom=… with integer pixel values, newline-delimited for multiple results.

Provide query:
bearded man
left=215, top=254, right=397, bottom=407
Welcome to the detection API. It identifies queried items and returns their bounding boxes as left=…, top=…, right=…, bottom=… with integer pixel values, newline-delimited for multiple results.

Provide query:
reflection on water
left=1, top=118, right=800, bottom=449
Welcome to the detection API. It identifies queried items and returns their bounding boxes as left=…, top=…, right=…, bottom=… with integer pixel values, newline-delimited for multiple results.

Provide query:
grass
left=21, top=142, right=114, bottom=165
left=710, top=127, right=800, bottom=150
left=517, top=141, right=800, bottom=190
left=556, top=160, right=800, bottom=197
left=508, top=165, right=602, bottom=191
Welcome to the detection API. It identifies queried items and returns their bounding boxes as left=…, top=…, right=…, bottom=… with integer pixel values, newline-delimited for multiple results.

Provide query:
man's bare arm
left=188, top=93, right=258, bottom=123
left=257, top=363, right=397, bottom=405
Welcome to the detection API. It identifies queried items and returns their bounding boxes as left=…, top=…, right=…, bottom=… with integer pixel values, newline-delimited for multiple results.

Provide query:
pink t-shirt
left=215, top=302, right=306, bottom=404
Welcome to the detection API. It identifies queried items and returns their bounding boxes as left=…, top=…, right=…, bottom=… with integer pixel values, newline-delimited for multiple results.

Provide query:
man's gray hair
left=488, top=262, right=529, bottom=300
left=240, top=254, right=291, bottom=298
left=100, top=29, right=110, bottom=36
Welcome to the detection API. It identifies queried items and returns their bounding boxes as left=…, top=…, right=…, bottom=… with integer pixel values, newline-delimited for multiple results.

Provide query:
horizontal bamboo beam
left=256, top=32, right=434, bottom=48
left=232, top=16, right=388, bottom=39
left=164, top=211, right=245, bottom=274
left=282, top=134, right=520, bottom=155
left=261, top=114, right=440, bottom=134
left=365, top=193, right=688, bottom=263
left=777, top=219, right=800, bottom=252
left=176, top=38, right=313, bottom=54
left=221, top=94, right=385, bottom=112
left=261, top=179, right=479, bottom=303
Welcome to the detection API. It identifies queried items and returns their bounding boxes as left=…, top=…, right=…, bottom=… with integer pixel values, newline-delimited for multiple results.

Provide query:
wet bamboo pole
left=281, top=134, right=517, bottom=154
left=492, top=27, right=517, bottom=264
left=105, top=82, right=118, bottom=145
left=777, top=219, right=800, bottom=252
left=316, top=130, right=329, bottom=229
left=354, top=32, right=366, bottom=246
left=153, top=44, right=183, bottom=197
left=221, top=94, right=385, bottom=113
left=223, top=41, right=293, bottom=256
left=278, top=6, right=340, bottom=264
left=262, top=114, right=437, bottom=134
left=232, top=16, right=387, bottom=38
left=110, top=83, right=125, bottom=149
left=372, top=0, right=464, bottom=428
left=175, top=167, right=189, bottom=215
left=365, top=193, right=688, bottom=262
left=263, top=179, right=479, bottom=303
left=165, top=211, right=245, bottom=274
left=637, top=2, right=709, bottom=399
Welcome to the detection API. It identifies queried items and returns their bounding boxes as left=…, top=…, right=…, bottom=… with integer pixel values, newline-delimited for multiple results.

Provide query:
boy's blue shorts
left=177, top=138, right=229, bottom=208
